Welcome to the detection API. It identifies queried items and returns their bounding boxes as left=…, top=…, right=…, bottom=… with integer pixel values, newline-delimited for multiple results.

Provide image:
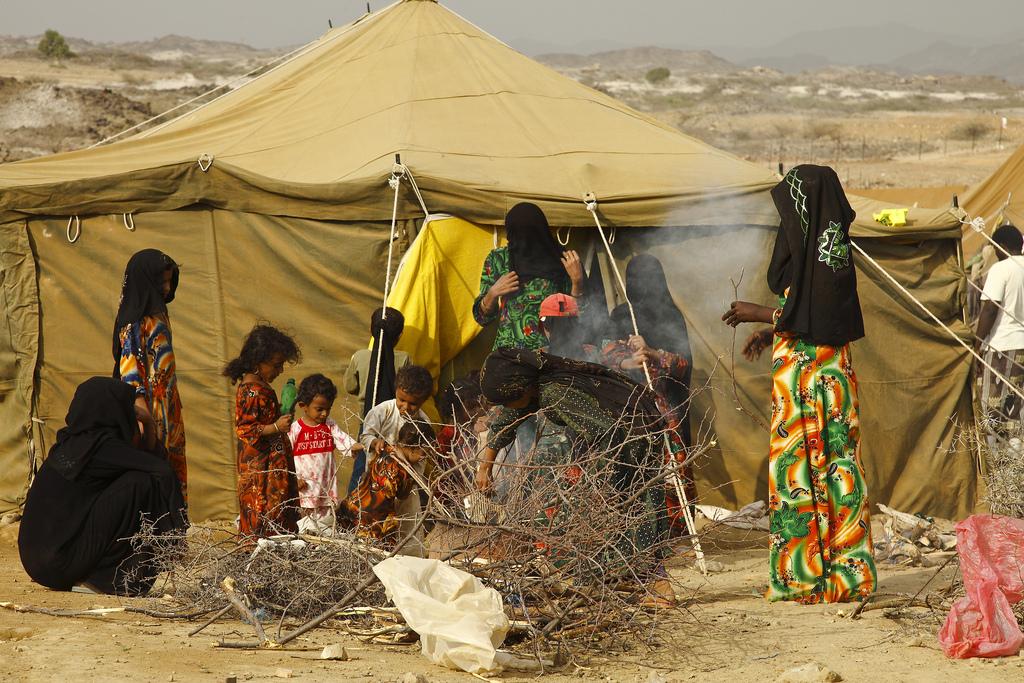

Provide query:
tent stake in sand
left=584, top=192, right=707, bottom=576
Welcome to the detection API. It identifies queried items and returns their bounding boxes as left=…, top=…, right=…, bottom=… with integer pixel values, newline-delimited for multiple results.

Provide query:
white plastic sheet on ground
left=372, top=556, right=511, bottom=674
left=696, top=500, right=770, bottom=531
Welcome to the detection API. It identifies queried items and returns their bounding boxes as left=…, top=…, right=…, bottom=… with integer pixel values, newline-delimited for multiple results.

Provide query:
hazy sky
left=4, top=0, right=1021, bottom=52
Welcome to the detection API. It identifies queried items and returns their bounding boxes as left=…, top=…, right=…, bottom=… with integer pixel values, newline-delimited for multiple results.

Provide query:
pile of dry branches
left=980, top=429, right=1024, bottom=520
left=139, top=525, right=388, bottom=621
left=131, top=403, right=712, bottom=659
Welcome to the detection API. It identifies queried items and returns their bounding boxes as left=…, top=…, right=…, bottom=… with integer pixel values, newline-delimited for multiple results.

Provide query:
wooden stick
left=188, top=604, right=232, bottom=637
left=0, top=601, right=209, bottom=620
left=220, top=577, right=268, bottom=646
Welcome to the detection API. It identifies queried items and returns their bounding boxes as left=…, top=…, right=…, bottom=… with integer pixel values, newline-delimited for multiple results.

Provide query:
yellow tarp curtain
left=386, top=216, right=495, bottom=380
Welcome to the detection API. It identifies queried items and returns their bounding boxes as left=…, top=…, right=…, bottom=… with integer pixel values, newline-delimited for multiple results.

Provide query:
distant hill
left=715, top=23, right=956, bottom=69
left=115, top=35, right=276, bottom=60
left=0, top=33, right=281, bottom=61
left=890, top=39, right=1024, bottom=83
left=537, top=46, right=738, bottom=74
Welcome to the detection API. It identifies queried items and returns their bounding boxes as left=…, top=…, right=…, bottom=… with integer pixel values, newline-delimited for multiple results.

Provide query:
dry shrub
left=135, top=396, right=712, bottom=656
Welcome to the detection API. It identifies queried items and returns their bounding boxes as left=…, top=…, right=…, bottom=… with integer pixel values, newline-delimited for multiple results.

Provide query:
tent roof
left=961, top=142, right=1024, bottom=255
left=852, top=185, right=965, bottom=211
left=0, top=0, right=781, bottom=227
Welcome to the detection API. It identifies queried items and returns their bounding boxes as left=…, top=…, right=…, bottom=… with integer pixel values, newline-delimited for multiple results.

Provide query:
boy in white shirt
left=976, top=224, right=1024, bottom=429
left=358, top=365, right=433, bottom=556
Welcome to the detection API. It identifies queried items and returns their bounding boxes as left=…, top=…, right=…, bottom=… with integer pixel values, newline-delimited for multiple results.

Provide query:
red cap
left=539, top=293, right=579, bottom=319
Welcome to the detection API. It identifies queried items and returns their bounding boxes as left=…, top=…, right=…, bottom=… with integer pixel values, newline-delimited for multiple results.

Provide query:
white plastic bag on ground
left=696, top=500, right=770, bottom=531
left=372, top=556, right=510, bottom=674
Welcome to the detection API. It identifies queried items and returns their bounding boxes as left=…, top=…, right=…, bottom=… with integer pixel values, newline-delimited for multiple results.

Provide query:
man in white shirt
left=976, top=224, right=1024, bottom=429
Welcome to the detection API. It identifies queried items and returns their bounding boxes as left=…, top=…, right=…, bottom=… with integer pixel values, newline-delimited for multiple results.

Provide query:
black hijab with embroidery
left=362, top=307, right=406, bottom=418
left=49, top=377, right=138, bottom=481
left=767, top=165, right=864, bottom=347
left=112, top=249, right=179, bottom=362
left=480, top=348, right=662, bottom=428
left=505, top=202, right=566, bottom=282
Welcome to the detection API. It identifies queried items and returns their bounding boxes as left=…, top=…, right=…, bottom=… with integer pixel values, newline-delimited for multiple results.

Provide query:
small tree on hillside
left=645, top=66, right=670, bottom=84
left=38, top=29, right=74, bottom=62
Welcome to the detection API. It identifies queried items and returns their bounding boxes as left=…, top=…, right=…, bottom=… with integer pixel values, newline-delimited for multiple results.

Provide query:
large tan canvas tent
left=0, top=0, right=981, bottom=522
left=959, top=143, right=1024, bottom=256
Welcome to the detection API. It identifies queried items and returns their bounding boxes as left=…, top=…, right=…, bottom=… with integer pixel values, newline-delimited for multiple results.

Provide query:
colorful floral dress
left=234, top=382, right=298, bottom=537
left=336, top=453, right=415, bottom=542
left=597, top=340, right=696, bottom=534
left=473, top=246, right=570, bottom=350
left=117, top=313, right=187, bottom=501
left=767, top=329, right=876, bottom=603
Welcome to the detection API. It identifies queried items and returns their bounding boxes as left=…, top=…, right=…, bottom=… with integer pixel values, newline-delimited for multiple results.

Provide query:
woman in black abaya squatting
left=19, top=377, right=187, bottom=595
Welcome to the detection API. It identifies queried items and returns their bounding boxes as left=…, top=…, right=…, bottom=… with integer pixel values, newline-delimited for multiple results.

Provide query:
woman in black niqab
left=112, top=249, right=179, bottom=363
left=18, top=377, right=186, bottom=596
left=611, top=254, right=692, bottom=436
left=721, top=164, right=876, bottom=604
left=505, top=202, right=566, bottom=282
left=112, top=248, right=188, bottom=502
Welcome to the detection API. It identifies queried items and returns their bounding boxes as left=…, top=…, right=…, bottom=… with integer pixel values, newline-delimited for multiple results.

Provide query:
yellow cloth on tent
left=872, top=208, right=909, bottom=227
left=385, top=216, right=493, bottom=380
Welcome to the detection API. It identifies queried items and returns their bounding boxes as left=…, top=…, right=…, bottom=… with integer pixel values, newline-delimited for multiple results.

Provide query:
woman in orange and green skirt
left=723, top=164, right=876, bottom=604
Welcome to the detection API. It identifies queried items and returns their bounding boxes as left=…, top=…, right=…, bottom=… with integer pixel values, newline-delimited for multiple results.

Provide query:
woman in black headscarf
left=472, top=203, right=584, bottom=350
left=113, top=249, right=187, bottom=502
left=722, top=164, right=875, bottom=604
left=609, top=254, right=695, bottom=533
left=18, top=377, right=187, bottom=596
left=342, top=307, right=409, bottom=494
left=475, top=348, right=673, bottom=601
left=360, top=307, right=406, bottom=419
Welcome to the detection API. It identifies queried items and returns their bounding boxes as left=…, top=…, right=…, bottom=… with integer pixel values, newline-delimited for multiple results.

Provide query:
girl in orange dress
left=224, top=324, right=301, bottom=537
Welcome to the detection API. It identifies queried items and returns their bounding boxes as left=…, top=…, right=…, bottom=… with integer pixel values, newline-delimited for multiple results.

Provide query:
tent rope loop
left=388, top=161, right=430, bottom=217
left=556, top=226, right=570, bottom=246
left=582, top=192, right=707, bottom=575
left=963, top=214, right=987, bottom=234
left=66, top=216, right=81, bottom=244
left=123, top=212, right=135, bottom=231
left=198, top=154, right=214, bottom=172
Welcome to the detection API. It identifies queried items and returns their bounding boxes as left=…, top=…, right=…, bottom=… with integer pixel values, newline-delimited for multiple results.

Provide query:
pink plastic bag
left=938, top=514, right=1024, bottom=658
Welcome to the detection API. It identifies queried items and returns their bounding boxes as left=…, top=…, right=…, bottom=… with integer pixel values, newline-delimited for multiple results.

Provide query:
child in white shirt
left=287, top=374, right=362, bottom=535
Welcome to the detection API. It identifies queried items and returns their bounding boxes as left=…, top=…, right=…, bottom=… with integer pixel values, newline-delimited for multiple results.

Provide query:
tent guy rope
left=370, top=158, right=406, bottom=409
left=583, top=192, right=707, bottom=576
left=851, top=240, right=1024, bottom=403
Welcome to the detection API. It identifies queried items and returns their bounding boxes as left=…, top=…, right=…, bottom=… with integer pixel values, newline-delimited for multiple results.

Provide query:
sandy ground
left=0, top=520, right=1019, bottom=683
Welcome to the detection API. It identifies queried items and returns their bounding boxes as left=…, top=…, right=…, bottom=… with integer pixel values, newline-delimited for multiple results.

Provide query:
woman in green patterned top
left=473, top=203, right=584, bottom=350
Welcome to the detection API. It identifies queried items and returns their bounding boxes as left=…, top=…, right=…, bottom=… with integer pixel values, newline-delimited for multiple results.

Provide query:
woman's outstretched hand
left=742, top=329, right=775, bottom=361
left=722, top=300, right=775, bottom=327
left=561, top=250, right=584, bottom=294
